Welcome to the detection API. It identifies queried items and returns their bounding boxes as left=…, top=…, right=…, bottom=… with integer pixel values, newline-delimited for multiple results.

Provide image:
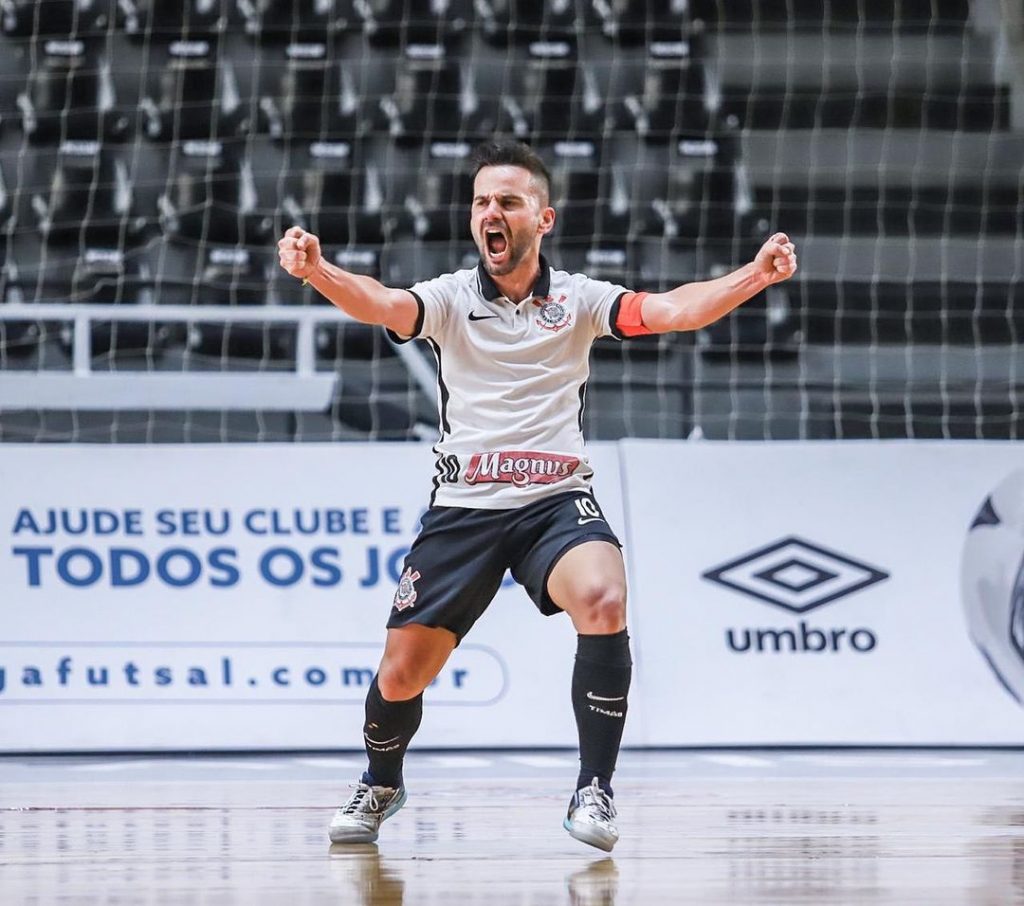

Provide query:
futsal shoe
left=328, top=777, right=407, bottom=844
left=563, top=778, right=619, bottom=852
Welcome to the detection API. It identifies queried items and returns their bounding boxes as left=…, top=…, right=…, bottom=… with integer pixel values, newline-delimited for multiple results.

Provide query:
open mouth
left=484, top=227, right=509, bottom=261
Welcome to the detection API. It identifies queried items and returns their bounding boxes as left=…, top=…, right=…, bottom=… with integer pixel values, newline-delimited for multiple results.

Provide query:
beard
left=478, top=227, right=530, bottom=276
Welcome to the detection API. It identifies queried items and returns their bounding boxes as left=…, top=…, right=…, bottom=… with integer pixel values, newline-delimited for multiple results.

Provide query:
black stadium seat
left=140, top=39, right=246, bottom=142
left=541, top=141, right=630, bottom=244
left=613, top=39, right=709, bottom=139
left=393, top=168, right=474, bottom=242
left=377, top=46, right=468, bottom=144
left=591, top=0, right=695, bottom=45
left=182, top=245, right=295, bottom=362
left=157, top=140, right=268, bottom=245
left=355, top=0, right=469, bottom=47
left=477, top=38, right=605, bottom=142
left=609, top=133, right=738, bottom=240
left=257, top=44, right=362, bottom=143
left=1, top=0, right=118, bottom=38
left=276, top=142, right=387, bottom=245
left=122, top=0, right=229, bottom=41
left=238, top=0, right=353, bottom=42
left=30, top=141, right=141, bottom=244
left=18, top=39, right=132, bottom=144
left=475, top=0, right=586, bottom=46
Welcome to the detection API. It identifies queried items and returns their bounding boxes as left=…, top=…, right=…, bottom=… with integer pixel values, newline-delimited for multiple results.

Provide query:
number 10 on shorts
left=575, top=497, right=604, bottom=525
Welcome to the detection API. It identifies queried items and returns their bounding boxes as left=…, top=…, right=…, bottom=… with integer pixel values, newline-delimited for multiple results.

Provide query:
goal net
left=0, top=0, right=1020, bottom=442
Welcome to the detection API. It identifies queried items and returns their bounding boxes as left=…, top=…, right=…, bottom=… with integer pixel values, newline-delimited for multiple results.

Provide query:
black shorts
left=387, top=490, right=622, bottom=643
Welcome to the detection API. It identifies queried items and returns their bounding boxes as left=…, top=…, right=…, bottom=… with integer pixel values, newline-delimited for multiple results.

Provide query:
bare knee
left=377, top=655, right=437, bottom=701
left=567, top=583, right=627, bottom=634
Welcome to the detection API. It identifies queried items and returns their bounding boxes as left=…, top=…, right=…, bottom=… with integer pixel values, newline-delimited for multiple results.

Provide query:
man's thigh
left=510, top=491, right=623, bottom=616
left=386, top=506, right=508, bottom=643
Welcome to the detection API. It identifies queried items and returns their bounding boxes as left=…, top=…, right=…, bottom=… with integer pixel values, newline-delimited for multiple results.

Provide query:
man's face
left=471, top=165, right=555, bottom=277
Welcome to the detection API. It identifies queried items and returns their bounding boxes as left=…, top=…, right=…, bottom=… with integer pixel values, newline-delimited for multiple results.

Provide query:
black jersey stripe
left=577, top=380, right=588, bottom=432
left=429, top=445, right=442, bottom=507
left=426, top=337, right=451, bottom=437
left=607, top=290, right=629, bottom=340
left=385, top=290, right=426, bottom=345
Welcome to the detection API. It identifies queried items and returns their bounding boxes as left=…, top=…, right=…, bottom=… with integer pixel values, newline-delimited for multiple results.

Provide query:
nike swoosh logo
left=364, top=735, right=401, bottom=746
left=577, top=517, right=604, bottom=525
left=586, top=692, right=625, bottom=702
left=468, top=312, right=499, bottom=321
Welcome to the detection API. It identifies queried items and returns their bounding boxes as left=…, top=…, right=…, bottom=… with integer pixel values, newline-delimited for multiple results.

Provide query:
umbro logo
left=702, top=537, right=889, bottom=614
left=468, top=311, right=498, bottom=321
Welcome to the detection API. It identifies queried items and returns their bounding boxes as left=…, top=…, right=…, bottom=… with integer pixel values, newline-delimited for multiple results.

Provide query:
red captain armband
left=613, top=291, right=654, bottom=338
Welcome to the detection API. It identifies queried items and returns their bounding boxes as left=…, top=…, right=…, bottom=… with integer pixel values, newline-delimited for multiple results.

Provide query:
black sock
left=572, top=629, right=632, bottom=797
left=362, top=675, right=422, bottom=789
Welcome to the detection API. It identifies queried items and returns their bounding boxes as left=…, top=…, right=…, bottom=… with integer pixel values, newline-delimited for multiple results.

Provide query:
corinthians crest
left=534, top=295, right=572, bottom=332
left=393, top=567, right=421, bottom=611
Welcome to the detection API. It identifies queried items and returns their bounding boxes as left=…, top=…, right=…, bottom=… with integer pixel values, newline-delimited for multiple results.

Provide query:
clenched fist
left=278, top=226, right=322, bottom=280
left=753, top=232, right=798, bottom=284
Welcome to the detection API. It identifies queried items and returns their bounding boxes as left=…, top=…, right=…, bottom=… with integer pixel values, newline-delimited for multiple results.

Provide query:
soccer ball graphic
left=962, top=470, right=1024, bottom=704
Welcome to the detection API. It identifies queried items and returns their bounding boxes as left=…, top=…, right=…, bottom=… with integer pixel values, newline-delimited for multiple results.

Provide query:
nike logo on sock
left=586, top=692, right=625, bottom=702
left=364, top=734, right=401, bottom=746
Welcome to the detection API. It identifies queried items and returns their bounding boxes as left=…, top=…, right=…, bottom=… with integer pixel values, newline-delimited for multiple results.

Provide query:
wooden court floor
left=2, top=750, right=1023, bottom=904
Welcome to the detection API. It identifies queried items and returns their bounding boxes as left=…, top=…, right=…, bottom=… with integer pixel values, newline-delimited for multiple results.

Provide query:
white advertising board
left=4, top=439, right=1023, bottom=750
left=0, top=443, right=629, bottom=752
left=621, top=440, right=1024, bottom=745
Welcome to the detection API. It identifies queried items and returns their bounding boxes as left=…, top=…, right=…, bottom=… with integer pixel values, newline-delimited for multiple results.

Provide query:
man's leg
left=364, top=624, right=457, bottom=787
left=547, top=540, right=630, bottom=852
left=330, top=623, right=456, bottom=845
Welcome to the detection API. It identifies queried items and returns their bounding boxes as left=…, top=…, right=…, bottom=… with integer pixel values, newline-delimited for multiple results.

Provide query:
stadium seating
left=139, top=39, right=246, bottom=142
left=257, top=44, right=363, bottom=142
left=356, top=0, right=470, bottom=47
left=475, top=0, right=583, bottom=46
left=378, top=47, right=468, bottom=143
left=0, top=0, right=1019, bottom=441
left=238, top=0, right=353, bottom=43
left=122, top=0, right=229, bottom=41
left=1, top=0, right=118, bottom=38
left=475, top=37, right=607, bottom=141
left=18, top=39, right=131, bottom=144
left=29, top=141, right=138, bottom=243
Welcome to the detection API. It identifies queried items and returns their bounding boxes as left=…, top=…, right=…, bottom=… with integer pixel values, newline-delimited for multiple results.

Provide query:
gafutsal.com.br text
left=0, top=655, right=389, bottom=698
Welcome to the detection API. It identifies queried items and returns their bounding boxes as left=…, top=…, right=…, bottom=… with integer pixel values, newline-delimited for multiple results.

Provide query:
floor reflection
left=329, top=844, right=405, bottom=906
left=567, top=857, right=618, bottom=906
left=328, top=845, right=621, bottom=906
left=724, top=807, right=881, bottom=902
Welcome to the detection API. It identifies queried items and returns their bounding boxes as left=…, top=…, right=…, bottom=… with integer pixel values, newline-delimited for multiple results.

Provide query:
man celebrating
left=278, top=138, right=797, bottom=852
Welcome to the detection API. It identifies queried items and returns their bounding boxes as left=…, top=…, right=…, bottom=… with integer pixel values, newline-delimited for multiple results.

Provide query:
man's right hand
left=278, top=226, right=322, bottom=280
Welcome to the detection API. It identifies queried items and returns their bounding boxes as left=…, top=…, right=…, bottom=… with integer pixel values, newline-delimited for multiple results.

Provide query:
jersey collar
left=476, top=254, right=552, bottom=303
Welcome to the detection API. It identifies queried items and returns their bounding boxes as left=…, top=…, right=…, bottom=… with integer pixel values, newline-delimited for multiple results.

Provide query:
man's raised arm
left=277, top=226, right=421, bottom=338
left=638, top=232, right=798, bottom=334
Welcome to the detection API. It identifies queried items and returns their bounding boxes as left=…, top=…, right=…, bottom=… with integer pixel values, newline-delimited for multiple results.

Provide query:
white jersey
left=389, top=256, right=641, bottom=509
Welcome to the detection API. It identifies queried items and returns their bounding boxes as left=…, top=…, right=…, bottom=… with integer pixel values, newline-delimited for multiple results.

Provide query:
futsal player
left=278, top=139, right=797, bottom=851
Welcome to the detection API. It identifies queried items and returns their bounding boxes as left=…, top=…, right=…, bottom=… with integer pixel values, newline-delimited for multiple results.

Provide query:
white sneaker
left=328, top=779, right=407, bottom=844
left=563, top=777, right=619, bottom=852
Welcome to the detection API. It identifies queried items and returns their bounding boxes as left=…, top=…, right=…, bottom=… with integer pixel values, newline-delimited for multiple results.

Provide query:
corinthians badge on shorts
left=534, top=295, right=572, bottom=332
left=393, top=567, right=421, bottom=611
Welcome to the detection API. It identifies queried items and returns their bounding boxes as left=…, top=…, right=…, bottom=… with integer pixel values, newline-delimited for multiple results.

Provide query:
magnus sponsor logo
left=703, top=537, right=889, bottom=656
left=464, top=451, right=580, bottom=488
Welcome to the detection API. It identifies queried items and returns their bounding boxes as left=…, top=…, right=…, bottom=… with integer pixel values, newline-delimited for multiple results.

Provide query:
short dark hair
left=470, top=138, right=551, bottom=202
